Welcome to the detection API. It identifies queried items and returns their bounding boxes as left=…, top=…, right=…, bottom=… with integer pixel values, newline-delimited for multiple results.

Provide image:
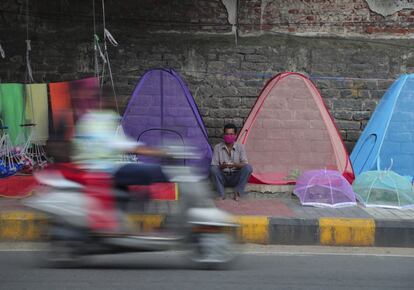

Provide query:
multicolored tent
left=122, top=69, right=212, bottom=176
left=237, top=72, right=354, bottom=185
left=351, top=74, right=414, bottom=179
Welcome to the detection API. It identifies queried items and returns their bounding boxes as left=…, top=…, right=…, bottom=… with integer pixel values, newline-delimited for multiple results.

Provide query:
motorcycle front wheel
left=39, top=239, right=87, bottom=268
left=39, top=223, right=86, bottom=268
left=188, top=233, right=237, bottom=269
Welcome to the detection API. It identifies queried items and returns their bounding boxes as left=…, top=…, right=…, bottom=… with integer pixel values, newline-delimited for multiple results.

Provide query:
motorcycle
left=24, top=147, right=238, bottom=269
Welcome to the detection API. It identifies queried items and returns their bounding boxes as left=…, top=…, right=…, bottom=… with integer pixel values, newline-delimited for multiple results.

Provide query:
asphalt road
left=1, top=245, right=414, bottom=290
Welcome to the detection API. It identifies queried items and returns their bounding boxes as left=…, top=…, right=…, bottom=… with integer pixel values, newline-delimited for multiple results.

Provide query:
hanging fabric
left=49, top=77, right=100, bottom=139
left=25, top=84, right=49, bottom=143
left=49, top=81, right=75, bottom=140
left=0, top=84, right=26, bottom=145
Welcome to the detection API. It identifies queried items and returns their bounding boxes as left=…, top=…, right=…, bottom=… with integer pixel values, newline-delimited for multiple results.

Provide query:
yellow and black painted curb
left=319, top=218, right=375, bottom=246
left=0, top=211, right=48, bottom=241
left=1, top=212, right=414, bottom=247
left=269, top=217, right=414, bottom=247
left=0, top=211, right=270, bottom=244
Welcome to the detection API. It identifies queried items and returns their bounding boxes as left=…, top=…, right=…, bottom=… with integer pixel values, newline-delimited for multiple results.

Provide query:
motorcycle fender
left=24, top=191, right=93, bottom=228
left=187, top=208, right=236, bottom=227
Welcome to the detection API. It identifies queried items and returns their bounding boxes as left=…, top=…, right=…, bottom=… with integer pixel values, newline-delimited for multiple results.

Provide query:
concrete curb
left=0, top=212, right=270, bottom=244
left=0, top=212, right=48, bottom=241
left=268, top=217, right=414, bottom=247
left=269, top=218, right=319, bottom=245
left=2, top=212, right=414, bottom=247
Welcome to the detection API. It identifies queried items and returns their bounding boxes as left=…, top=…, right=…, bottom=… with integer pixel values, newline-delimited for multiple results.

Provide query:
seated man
left=210, top=123, right=253, bottom=201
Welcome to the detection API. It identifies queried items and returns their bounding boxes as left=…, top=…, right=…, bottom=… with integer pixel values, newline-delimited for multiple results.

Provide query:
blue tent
left=351, top=74, right=414, bottom=179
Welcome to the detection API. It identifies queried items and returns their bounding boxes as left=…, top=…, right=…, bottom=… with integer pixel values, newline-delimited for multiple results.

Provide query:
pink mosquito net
left=237, top=72, right=354, bottom=185
left=294, top=169, right=356, bottom=208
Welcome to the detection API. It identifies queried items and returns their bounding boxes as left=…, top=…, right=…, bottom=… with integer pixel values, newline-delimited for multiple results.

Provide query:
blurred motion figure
left=26, top=107, right=238, bottom=268
left=71, top=108, right=168, bottom=192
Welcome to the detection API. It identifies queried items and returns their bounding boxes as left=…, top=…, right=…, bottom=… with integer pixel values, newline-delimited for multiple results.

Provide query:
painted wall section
left=366, top=0, right=414, bottom=17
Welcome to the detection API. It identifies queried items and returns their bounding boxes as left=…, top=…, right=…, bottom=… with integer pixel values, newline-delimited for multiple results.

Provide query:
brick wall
left=1, top=0, right=414, bottom=152
left=239, top=0, right=414, bottom=36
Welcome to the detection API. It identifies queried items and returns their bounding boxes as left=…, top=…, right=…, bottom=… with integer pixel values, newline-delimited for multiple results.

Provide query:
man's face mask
left=224, top=134, right=236, bottom=144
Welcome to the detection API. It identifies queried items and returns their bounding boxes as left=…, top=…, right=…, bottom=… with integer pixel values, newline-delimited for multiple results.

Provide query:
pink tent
left=237, top=72, right=354, bottom=185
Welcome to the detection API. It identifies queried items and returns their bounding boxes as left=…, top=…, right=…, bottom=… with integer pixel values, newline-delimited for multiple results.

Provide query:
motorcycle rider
left=71, top=108, right=169, bottom=190
left=65, top=105, right=171, bottom=232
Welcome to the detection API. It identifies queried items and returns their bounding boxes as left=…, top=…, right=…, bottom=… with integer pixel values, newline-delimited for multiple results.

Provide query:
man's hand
left=220, top=162, right=230, bottom=170
left=220, top=162, right=247, bottom=170
left=229, top=162, right=247, bottom=169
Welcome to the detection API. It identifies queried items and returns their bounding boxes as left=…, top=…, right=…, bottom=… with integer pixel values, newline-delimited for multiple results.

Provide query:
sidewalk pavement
left=1, top=184, right=414, bottom=247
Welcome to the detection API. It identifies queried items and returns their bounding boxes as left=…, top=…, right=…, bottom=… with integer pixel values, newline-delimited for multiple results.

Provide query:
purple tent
left=122, top=68, right=212, bottom=176
left=293, top=169, right=357, bottom=208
